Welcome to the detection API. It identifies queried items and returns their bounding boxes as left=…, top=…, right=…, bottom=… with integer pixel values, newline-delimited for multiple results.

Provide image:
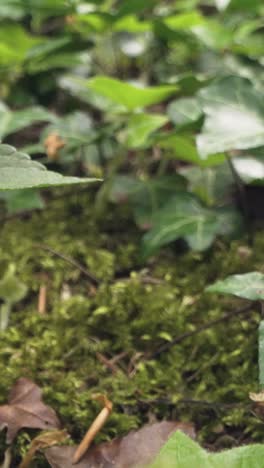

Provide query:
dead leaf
left=249, top=391, right=264, bottom=403
left=44, top=132, right=65, bottom=160
left=19, top=429, right=69, bottom=468
left=0, top=378, right=61, bottom=443
left=45, top=420, right=195, bottom=467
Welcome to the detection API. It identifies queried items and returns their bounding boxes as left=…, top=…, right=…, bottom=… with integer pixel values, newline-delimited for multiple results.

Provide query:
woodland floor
left=0, top=188, right=263, bottom=466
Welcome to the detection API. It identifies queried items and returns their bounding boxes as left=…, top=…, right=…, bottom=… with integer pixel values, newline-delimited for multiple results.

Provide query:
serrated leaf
left=197, top=77, right=264, bottom=157
left=0, top=144, right=99, bottom=190
left=206, top=272, right=264, bottom=300
left=86, top=76, right=178, bottom=111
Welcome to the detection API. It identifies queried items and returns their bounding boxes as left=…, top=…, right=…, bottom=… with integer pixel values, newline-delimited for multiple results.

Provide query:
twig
left=149, top=303, right=254, bottom=359
left=35, top=243, right=99, bottom=286
left=96, top=352, right=119, bottom=374
left=38, top=284, right=47, bottom=314
left=72, top=395, right=113, bottom=464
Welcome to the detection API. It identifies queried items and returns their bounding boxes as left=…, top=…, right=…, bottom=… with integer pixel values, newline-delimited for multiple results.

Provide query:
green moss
left=0, top=191, right=264, bottom=464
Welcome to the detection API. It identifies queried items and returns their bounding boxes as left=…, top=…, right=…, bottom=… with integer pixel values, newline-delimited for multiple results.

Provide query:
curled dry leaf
left=45, top=420, right=195, bottom=468
left=0, top=378, right=60, bottom=443
left=19, top=429, right=69, bottom=468
left=249, top=391, right=264, bottom=403
left=44, top=132, right=65, bottom=160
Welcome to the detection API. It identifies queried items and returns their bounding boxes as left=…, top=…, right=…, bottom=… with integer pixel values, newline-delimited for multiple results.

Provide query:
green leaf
left=151, top=430, right=264, bottom=468
left=192, top=20, right=234, bottom=50
left=163, top=11, right=205, bottom=31
left=59, top=75, right=122, bottom=112
left=197, top=77, right=264, bottom=157
left=142, top=193, right=219, bottom=256
left=0, top=264, right=27, bottom=304
left=0, top=189, right=44, bottom=213
left=0, top=24, right=42, bottom=67
left=0, top=103, right=56, bottom=139
left=167, top=97, right=202, bottom=126
left=120, top=113, right=168, bottom=148
left=116, top=0, right=158, bottom=17
left=0, top=144, right=99, bottom=190
left=259, top=321, right=264, bottom=387
left=151, top=430, right=210, bottom=468
left=206, top=272, right=264, bottom=300
left=179, top=163, right=233, bottom=204
left=158, top=134, right=225, bottom=167
left=86, top=76, right=178, bottom=111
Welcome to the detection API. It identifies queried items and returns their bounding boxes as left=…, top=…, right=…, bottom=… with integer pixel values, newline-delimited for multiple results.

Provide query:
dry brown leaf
left=0, top=378, right=61, bottom=443
left=44, top=132, right=65, bottom=160
left=19, top=429, right=69, bottom=468
left=45, top=420, right=195, bottom=468
left=249, top=391, right=264, bottom=403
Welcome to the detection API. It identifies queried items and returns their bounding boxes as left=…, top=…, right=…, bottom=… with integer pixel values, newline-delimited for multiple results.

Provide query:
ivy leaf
left=167, top=97, right=202, bottom=127
left=142, top=193, right=220, bottom=257
left=0, top=144, right=99, bottom=190
left=159, top=134, right=226, bottom=167
left=0, top=189, right=44, bottom=213
left=0, top=103, right=55, bottom=139
left=206, top=271, right=264, bottom=300
left=86, top=76, right=178, bottom=111
left=0, top=264, right=27, bottom=305
left=120, top=113, right=168, bottom=148
left=151, top=430, right=264, bottom=468
left=197, top=77, right=264, bottom=157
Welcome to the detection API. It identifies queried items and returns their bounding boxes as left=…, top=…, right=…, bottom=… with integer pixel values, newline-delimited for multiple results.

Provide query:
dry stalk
left=72, top=395, right=113, bottom=464
left=38, top=284, right=47, bottom=315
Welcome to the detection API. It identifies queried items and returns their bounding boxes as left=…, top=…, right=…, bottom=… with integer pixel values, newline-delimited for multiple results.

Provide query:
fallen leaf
left=0, top=378, right=61, bottom=443
left=44, top=132, right=65, bottom=160
left=249, top=391, right=264, bottom=403
left=19, top=429, right=69, bottom=468
left=45, top=421, right=195, bottom=467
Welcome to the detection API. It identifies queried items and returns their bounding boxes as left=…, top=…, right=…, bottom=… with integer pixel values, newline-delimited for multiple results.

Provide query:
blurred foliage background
left=1, top=0, right=264, bottom=465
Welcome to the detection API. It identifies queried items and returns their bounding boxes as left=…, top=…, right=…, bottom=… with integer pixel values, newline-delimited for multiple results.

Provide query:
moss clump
left=0, top=191, right=264, bottom=464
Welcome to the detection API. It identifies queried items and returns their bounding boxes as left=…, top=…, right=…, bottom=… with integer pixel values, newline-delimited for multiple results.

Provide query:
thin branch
left=35, top=243, right=99, bottom=286
left=149, top=302, right=254, bottom=359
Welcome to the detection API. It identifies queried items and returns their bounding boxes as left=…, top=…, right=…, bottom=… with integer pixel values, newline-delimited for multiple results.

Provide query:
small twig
left=35, top=243, right=99, bottom=286
left=72, top=395, right=113, bottom=464
left=38, top=284, right=47, bottom=314
left=149, top=303, right=254, bottom=359
left=96, top=352, right=120, bottom=374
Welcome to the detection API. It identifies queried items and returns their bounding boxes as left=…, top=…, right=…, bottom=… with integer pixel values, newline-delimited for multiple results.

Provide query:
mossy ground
left=0, top=189, right=264, bottom=465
